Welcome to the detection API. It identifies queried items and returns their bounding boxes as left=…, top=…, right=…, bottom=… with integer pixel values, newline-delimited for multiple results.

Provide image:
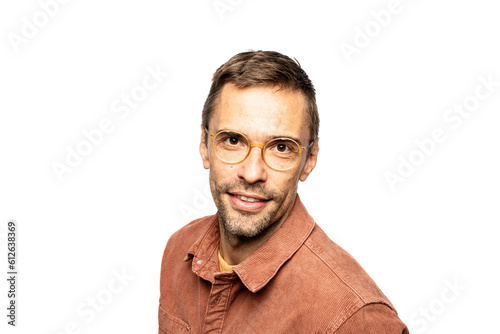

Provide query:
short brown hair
left=202, top=50, right=319, bottom=144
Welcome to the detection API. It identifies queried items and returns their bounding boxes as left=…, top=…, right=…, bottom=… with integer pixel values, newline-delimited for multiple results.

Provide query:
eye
left=216, top=132, right=246, bottom=149
left=226, top=137, right=239, bottom=145
left=276, top=143, right=289, bottom=152
left=269, top=140, right=297, bottom=154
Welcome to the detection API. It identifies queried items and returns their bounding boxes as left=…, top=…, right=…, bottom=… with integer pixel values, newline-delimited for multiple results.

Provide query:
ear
left=299, top=138, right=319, bottom=182
left=199, top=125, right=210, bottom=169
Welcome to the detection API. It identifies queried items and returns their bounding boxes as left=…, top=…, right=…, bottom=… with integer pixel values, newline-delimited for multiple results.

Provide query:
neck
left=218, top=200, right=295, bottom=266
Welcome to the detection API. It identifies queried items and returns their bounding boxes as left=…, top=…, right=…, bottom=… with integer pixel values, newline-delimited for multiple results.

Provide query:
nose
left=237, top=144, right=268, bottom=184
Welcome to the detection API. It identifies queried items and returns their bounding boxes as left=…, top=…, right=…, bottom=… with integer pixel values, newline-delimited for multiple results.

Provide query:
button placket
left=202, top=275, right=235, bottom=333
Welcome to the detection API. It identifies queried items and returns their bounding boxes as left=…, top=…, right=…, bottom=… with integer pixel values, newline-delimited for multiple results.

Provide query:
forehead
left=212, top=83, right=310, bottom=143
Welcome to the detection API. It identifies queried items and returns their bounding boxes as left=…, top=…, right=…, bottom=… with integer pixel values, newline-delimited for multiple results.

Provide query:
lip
left=227, top=192, right=270, bottom=212
left=229, top=191, right=269, bottom=201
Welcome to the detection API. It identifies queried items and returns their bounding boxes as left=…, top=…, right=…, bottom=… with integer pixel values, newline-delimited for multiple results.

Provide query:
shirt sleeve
left=334, top=303, right=409, bottom=334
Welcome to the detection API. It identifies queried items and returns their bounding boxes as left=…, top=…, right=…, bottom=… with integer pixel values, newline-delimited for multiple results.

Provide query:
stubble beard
left=213, top=180, right=287, bottom=241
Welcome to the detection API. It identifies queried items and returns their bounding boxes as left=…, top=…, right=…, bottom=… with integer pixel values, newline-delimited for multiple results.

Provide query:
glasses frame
left=206, top=127, right=315, bottom=171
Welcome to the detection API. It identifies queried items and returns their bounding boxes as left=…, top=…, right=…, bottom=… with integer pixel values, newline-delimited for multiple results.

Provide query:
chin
left=220, top=208, right=274, bottom=239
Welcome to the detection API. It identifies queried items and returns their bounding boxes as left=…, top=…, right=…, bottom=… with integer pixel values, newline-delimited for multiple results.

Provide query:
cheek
left=210, top=161, right=235, bottom=183
left=273, top=174, right=300, bottom=196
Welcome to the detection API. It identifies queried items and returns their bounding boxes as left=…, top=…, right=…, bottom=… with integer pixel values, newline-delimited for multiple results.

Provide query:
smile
left=232, top=194, right=265, bottom=202
left=228, top=193, right=270, bottom=212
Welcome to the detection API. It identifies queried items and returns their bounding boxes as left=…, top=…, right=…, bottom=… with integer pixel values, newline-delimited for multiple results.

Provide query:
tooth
left=248, top=198, right=255, bottom=202
left=241, top=195, right=248, bottom=201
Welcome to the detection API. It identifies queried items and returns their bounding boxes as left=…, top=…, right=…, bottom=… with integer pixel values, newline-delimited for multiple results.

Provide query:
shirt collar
left=185, top=194, right=316, bottom=293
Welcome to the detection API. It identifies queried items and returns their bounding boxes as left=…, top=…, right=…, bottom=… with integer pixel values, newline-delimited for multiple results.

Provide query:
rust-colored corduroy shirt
left=159, top=195, right=409, bottom=333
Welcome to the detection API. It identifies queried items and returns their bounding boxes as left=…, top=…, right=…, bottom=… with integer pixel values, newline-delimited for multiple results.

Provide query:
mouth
left=227, top=192, right=270, bottom=212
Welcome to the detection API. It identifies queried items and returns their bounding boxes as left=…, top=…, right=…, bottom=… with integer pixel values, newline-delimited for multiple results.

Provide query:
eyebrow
left=215, top=128, right=304, bottom=146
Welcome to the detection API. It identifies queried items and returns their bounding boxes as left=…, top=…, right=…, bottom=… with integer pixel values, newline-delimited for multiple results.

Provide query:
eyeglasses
left=206, top=128, right=314, bottom=171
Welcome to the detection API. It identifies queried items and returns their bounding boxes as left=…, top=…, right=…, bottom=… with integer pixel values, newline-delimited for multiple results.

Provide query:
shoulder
left=161, top=214, right=216, bottom=262
left=334, top=303, right=409, bottom=334
left=287, top=197, right=386, bottom=303
left=166, top=214, right=216, bottom=246
left=301, top=223, right=394, bottom=308
left=283, top=222, right=404, bottom=331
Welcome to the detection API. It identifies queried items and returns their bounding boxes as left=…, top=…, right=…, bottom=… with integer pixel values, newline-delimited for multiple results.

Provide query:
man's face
left=200, top=83, right=318, bottom=239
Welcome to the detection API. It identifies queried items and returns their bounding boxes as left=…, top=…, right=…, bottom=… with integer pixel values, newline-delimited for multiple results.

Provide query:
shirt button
left=197, top=260, right=202, bottom=264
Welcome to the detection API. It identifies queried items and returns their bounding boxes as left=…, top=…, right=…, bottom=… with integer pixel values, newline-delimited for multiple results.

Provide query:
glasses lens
left=214, top=131, right=249, bottom=163
left=264, top=139, right=301, bottom=170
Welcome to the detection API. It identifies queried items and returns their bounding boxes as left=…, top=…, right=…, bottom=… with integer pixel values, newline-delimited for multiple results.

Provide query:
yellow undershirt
left=218, top=249, right=236, bottom=272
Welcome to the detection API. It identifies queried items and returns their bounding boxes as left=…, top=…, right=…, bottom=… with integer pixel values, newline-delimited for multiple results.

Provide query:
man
left=159, top=51, right=409, bottom=333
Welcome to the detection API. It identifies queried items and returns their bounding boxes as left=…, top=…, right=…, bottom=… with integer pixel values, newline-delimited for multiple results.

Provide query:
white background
left=1, top=0, right=499, bottom=333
